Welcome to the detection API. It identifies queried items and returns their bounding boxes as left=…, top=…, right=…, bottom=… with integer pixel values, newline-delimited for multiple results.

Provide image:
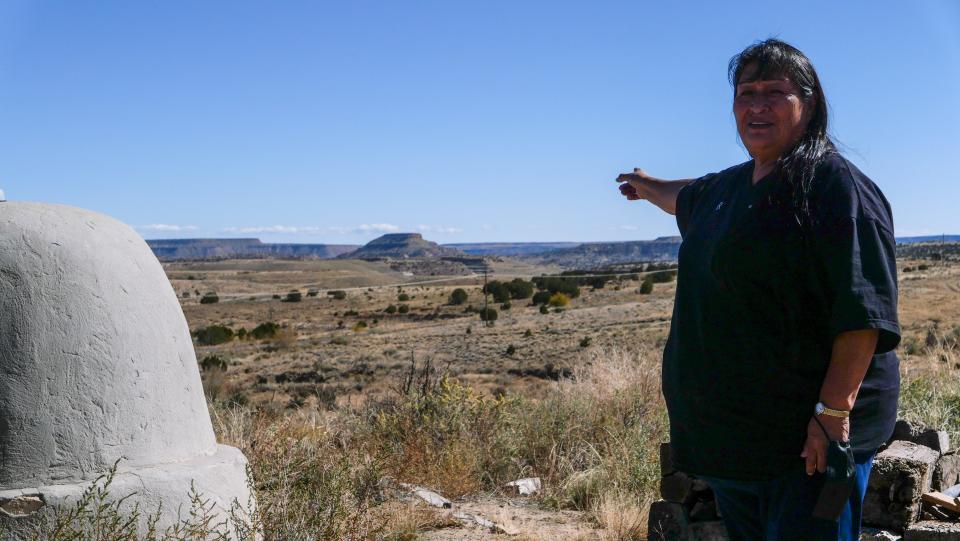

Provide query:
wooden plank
left=921, top=491, right=960, bottom=513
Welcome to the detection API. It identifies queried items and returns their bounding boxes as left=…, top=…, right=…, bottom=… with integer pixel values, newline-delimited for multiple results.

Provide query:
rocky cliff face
left=147, top=239, right=358, bottom=260
left=526, top=237, right=681, bottom=268
left=338, top=233, right=465, bottom=259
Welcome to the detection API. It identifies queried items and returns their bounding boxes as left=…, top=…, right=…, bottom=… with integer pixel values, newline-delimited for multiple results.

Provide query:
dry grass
left=205, top=344, right=669, bottom=539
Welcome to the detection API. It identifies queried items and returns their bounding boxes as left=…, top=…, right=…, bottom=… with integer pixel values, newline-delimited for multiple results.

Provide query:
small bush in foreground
left=200, top=292, right=219, bottom=304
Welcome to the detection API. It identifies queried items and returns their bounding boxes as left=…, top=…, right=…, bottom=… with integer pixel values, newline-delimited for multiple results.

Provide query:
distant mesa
left=338, top=233, right=466, bottom=260
left=443, top=242, right=581, bottom=257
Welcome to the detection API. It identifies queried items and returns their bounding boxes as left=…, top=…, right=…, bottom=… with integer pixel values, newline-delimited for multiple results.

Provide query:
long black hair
left=728, top=39, right=836, bottom=226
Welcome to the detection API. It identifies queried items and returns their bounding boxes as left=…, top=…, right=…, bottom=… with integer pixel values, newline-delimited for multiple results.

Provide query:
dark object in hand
left=812, top=438, right=856, bottom=521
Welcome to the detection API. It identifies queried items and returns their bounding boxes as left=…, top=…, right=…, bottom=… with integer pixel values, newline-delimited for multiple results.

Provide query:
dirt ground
left=168, top=257, right=674, bottom=407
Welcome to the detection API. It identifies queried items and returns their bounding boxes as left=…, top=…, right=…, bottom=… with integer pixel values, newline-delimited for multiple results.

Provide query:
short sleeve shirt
left=663, top=153, right=900, bottom=481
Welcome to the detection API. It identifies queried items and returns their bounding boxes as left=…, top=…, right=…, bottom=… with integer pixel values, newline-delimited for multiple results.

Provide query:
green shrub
left=579, top=337, right=592, bottom=348
left=639, top=279, right=654, bottom=294
left=194, top=325, right=234, bottom=345
left=398, top=304, right=410, bottom=314
left=483, top=281, right=512, bottom=303
left=506, top=345, right=516, bottom=356
left=506, top=278, right=534, bottom=299
left=548, top=293, right=571, bottom=307
left=501, top=302, right=511, bottom=310
left=307, top=288, right=320, bottom=297
left=532, top=291, right=552, bottom=305
left=532, top=277, right=580, bottom=298
left=449, top=288, right=469, bottom=305
left=479, top=307, right=498, bottom=322
left=328, top=290, right=347, bottom=300
left=385, top=304, right=398, bottom=314
left=398, top=293, right=410, bottom=302
left=648, top=270, right=677, bottom=283
left=523, top=329, right=533, bottom=337
left=200, top=354, right=228, bottom=371
left=251, top=322, right=280, bottom=340
left=199, top=291, right=219, bottom=304
left=283, top=290, right=302, bottom=303
left=539, top=305, right=549, bottom=314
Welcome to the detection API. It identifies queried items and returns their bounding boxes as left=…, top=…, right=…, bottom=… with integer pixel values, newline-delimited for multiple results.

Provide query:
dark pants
left=698, top=453, right=875, bottom=541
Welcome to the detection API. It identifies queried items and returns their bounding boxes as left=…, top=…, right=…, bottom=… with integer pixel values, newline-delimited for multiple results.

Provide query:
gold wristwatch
left=814, top=402, right=850, bottom=418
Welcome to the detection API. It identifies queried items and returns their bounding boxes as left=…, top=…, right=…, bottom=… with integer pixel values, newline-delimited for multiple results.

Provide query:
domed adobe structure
left=0, top=202, right=252, bottom=535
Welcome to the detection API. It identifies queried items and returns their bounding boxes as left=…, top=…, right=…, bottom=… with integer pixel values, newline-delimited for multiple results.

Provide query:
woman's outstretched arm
left=616, top=168, right=693, bottom=215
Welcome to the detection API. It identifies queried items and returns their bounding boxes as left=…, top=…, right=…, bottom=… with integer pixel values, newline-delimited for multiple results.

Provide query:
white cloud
left=328, top=223, right=401, bottom=235
left=357, top=223, right=400, bottom=233
left=223, top=223, right=401, bottom=236
left=416, top=224, right=463, bottom=234
left=138, top=224, right=199, bottom=232
left=222, top=225, right=325, bottom=235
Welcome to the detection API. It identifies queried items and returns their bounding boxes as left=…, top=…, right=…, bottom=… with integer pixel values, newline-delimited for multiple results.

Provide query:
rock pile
left=864, top=421, right=960, bottom=539
left=648, top=422, right=960, bottom=541
left=648, top=443, right=728, bottom=541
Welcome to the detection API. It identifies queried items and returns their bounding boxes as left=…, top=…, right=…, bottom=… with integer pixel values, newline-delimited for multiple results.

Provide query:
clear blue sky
left=1, top=1, right=957, bottom=243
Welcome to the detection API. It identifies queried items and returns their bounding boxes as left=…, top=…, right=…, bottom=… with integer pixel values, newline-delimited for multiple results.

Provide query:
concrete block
left=934, top=452, right=960, bottom=491
left=904, top=521, right=960, bottom=541
left=893, top=420, right=925, bottom=442
left=918, top=430, right=952, bottom=454
left=892, top=420, right=951, bottom=454
left=863, top=441, right=940, bottom=532
left=647, top=500, right=688, bottom=541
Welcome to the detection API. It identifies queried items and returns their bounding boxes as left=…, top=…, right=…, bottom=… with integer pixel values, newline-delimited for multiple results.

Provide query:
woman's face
left=734, top=69, right=812, bottom=164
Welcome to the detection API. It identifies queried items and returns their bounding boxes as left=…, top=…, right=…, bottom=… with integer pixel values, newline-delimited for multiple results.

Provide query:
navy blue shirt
left=663, top=153, right=900, bottom=481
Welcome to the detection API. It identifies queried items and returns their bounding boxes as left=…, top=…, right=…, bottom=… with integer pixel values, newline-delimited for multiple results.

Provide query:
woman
left=617, top=39, right=899, bottom=540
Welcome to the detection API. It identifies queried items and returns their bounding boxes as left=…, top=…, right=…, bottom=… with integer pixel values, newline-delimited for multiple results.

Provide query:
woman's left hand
left=800, top=415, right=850, bottom=475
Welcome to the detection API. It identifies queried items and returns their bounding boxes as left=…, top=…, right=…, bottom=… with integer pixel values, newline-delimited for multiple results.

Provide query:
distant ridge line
left=146, top=233, right=959, bottom=262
